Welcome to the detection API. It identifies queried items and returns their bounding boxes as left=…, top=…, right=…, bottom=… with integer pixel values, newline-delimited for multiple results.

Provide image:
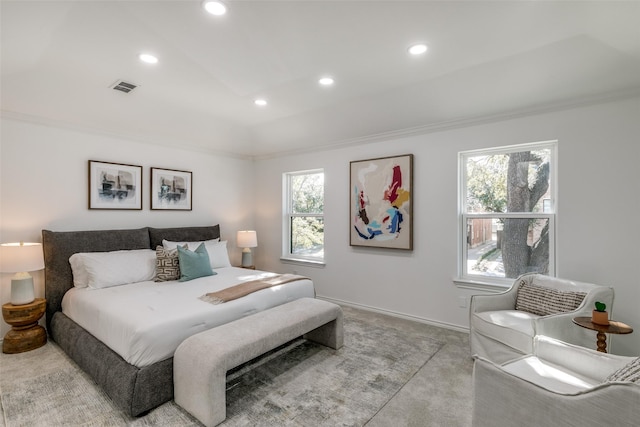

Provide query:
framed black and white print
left=150, top=167, right=192, bottom=210
left=88, top=160, right=142, bottom=210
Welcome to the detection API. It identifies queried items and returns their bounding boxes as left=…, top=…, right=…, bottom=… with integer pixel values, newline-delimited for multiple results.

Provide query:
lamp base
left=11, top=276, right=35, bottom=305
left=241, top=248, right=253, bottom=268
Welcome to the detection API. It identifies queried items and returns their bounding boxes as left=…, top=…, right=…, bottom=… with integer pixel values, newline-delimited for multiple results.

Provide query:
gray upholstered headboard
left=42, top=224, right=220, bottom=333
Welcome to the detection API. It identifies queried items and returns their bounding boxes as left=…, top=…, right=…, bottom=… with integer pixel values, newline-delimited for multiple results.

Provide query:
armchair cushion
left=515, top=281, right=586, bottom=316
left=501, top=356, right=599, bottom=394
left=473, top=310, right=539, bottom=355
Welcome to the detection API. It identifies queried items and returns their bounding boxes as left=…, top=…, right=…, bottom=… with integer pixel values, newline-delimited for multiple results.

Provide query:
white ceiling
left=2, top=0, right=640, bottom=158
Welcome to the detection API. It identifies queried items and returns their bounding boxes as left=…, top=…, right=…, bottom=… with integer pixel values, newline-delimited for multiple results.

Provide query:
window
left=283, top=169, right=324, bottom=263
left=459, top=141, right=556, bottom=286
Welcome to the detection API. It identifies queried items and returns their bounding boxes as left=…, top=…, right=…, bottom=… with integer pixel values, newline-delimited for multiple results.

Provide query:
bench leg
left=303, top=316, right=344, bottom=350
left=208, top=371, right=227, bottom=427
left=175, top=366, right=227, bottom=427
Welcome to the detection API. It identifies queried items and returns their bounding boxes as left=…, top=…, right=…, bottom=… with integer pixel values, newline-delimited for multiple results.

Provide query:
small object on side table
left=591, top=301, right=609, bottom=325
left=2, top=298, right=47, bottom=354
left=591, top=309, right=609, bottom=325
left=572, top=316, right=633, bottom=353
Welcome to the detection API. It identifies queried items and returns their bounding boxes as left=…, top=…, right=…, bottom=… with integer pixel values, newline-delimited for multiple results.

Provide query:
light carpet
left=1, top=306, right=444, bottom=426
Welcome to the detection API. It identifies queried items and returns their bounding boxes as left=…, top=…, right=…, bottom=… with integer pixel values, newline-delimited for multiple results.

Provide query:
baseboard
left=316, top=295, right=470, bottom=334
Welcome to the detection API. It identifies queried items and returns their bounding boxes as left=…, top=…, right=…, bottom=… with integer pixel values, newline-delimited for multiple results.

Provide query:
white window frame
left=456, top=141, right=557, bottom=290
left=281, top=169, right=325, bottom=265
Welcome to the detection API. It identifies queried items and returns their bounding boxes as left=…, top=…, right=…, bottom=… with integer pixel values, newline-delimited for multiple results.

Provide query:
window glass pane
left=290, top=216, right=324, bottom=258
left=466, top=217, right=549, bottom=279
left=291, top=173, right=324, bottom=214
left=466, top=148, right=551, bottom=214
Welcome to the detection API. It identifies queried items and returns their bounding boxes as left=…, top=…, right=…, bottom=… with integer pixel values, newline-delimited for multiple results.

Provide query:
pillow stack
left=162, top=239, right=232, bottom=268
left=158, top=238, right=231, bottom=282
left=69, top=238, right=233, bottom=287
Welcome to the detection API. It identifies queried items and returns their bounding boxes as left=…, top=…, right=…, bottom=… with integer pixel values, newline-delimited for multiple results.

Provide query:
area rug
left=1, top=306, right=443, bottom=426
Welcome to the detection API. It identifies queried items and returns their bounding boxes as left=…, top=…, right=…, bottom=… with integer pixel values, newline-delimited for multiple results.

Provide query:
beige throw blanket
left=200, top=274, right=309, bottom=305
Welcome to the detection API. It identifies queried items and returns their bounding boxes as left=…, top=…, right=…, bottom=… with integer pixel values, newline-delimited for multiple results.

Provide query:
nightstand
left=2, top=298, right=47, bottom=354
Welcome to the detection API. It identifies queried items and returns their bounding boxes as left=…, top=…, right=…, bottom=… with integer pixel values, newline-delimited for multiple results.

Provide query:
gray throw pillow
left=515, top=281, right=586, bottom=316
left=606, top=358, right=640, bottom=383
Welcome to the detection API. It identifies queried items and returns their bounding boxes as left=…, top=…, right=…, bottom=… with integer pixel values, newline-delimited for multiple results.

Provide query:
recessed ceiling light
left=319, top=77, right=334, bottom=86
left=203, top=0, right=227, bottom=16
left=139, top=53, right=158, bottom=64
left=254, top=99, right=267, bottom=106
left=408, top=43, right=428, bottom=55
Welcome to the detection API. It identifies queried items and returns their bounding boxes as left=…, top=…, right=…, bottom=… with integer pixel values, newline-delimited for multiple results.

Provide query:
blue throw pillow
left=177, top=243, right=215, bottom=282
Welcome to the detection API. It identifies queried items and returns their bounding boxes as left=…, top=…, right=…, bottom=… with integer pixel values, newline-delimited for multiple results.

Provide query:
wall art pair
left=88, top=160, right=192, bottom=211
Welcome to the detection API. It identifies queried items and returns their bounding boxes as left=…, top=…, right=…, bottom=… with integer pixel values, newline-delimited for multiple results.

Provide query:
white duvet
left=61, top=267, right=314, bottom=367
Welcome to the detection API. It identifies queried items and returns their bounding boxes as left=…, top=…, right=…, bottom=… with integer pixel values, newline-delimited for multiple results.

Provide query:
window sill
left=280, top=257, right=326, bottom=268
left=453, top=277, right=511, bottom=292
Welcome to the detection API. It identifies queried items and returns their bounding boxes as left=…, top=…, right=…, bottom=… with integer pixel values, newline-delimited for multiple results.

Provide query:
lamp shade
left=236, top=230, right=257, bottom=248
left=0, top=242, right=45, bottom=273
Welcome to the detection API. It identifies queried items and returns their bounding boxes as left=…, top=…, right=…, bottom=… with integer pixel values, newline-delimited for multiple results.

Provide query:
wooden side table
left=572, top=316, right=633, bottom=353
left=2, top=298, right=47, bottom=354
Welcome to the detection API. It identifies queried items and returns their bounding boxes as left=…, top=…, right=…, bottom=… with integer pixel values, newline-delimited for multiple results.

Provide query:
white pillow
left=69, top=253, right=90, bottom=288
left=162, top=238, right=219, bottom=250
left=162, top=239, right=230, bottom=269
left=207, top=240, right=232, bottom=268
left=70, top=249, right=156, bottom=289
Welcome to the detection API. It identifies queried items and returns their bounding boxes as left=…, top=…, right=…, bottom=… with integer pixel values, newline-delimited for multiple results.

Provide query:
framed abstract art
left=350, top=154, right=413, bottom=250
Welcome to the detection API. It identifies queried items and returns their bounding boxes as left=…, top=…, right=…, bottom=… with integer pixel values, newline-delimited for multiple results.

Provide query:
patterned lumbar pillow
left=155, top=245, right=184, bottom=282
left=606, top=358, right=640, bottom=383
left=515, top=281, right=587, bottom=316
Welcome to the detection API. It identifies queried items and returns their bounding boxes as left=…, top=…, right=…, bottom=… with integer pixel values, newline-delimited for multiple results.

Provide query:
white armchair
left=472, top=336, right=639, bottom=427
left=470, top=273, right=614, bottom=363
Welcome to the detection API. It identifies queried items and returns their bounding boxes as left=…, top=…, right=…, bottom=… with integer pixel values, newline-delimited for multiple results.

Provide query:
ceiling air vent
left=109, top=80, right=138, bottom=94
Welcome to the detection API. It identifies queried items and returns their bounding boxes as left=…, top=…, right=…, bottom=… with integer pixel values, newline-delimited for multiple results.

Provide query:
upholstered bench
left=173, top=297, right=344, bottom=427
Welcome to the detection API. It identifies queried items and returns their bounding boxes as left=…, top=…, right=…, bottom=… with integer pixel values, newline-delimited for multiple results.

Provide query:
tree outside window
left=460, top=142, right=556, bottom=282
left=284, top=170, right=324, bottom=261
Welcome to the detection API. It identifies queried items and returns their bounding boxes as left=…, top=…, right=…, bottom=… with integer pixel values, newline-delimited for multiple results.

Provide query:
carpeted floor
left=0, top=305, right=473, bottom=427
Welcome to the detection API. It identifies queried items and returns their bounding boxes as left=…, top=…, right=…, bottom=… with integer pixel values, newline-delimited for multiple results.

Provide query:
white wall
left=2, top=97, right=638, bottom=356
left=0, top=117, right=255, bottom=336
left=254, top=96, right=640, bottom=356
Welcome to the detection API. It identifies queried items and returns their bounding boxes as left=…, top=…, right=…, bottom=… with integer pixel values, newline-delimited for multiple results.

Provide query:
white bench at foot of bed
left=173, top=297, right=344, bottom=427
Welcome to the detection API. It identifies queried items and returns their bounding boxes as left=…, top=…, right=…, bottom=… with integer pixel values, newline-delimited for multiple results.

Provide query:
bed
left=42, top=225, right=315, bottom=416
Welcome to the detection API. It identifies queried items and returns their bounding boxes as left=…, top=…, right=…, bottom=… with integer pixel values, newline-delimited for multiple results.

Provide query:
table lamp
left=236, top=230, right=257, bottom=268
left=0, top=242, right=45, bottom=305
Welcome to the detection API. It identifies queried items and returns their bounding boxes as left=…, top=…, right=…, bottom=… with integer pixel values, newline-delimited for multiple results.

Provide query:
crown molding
left=3, top=87, right=639, bottom=162
left=253, top=88, right=640, bottom=160
left=0, top=110, right=254, bottom=161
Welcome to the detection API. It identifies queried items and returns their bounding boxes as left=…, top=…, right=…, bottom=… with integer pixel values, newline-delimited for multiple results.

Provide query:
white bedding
left=61, top=267, right=314, bottom=367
